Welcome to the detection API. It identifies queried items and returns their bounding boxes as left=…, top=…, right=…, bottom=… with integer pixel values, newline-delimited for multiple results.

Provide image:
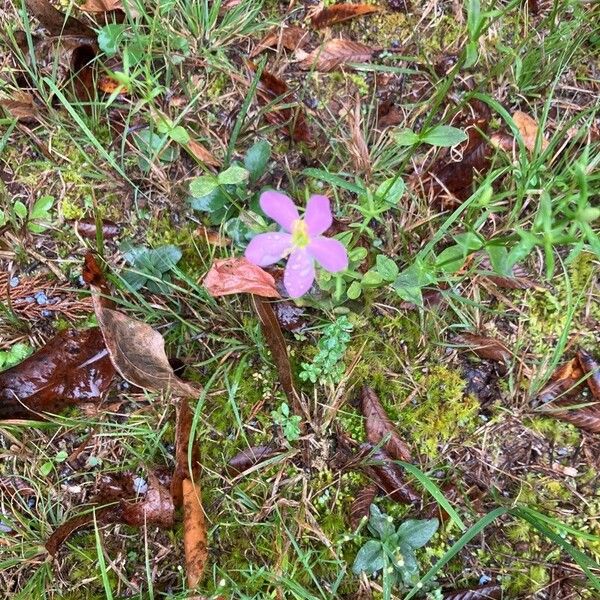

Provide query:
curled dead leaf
left=300, top=39, right=376, bottom=72
left=227, top=445, right=282, bottom=475
left=74, top=218, right=120, bottom=240
left=203, top=257, right=280, bottom=298
left=185, top=139, right=221, bottom=168
left=250, top=26, right=309, bottom=57
left=454, top=333, right=511, bottom=364
left=578, top=349, right=600, bottom=400
left=311, top=4, right=379, bottom=29
left=512, top=111, right=548, bottom=153
left=25, top=0, right=95, bottom=37
left=182, top=478, right=208, bottom=588
left=349, top=483, right=378, bottom=529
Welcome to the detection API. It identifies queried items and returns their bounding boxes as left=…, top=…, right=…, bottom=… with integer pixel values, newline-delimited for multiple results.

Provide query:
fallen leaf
left=171, top=399, right=200, bottom=507
left=74, top=218, right=120, bottom=240
left=538, top=356, right=585, bottom=405
left=24, top=0, right=95, bottom=37
left=349, top=483, right=378, bottom=529
left=454, top=333, right=511, bottom=364
left=250, top=63, right=311, bottom=143
left=477, top=253, right=541, bottom=290
left=545, top=405, right=600, bottom=434
left=46, top=472, right=174, bottom=555
left=512, top=111, right=548, bottom=153
left=311, top=4, right=379, bottom=29
left=79, top=0, right=124, bottom=12
left=0, top=328, right=114, bottom=420
left=93, top=306, right=201, bottom=398
left=359, top=387, right=412, bottom=462
left=0, top=477, right=36, bottom=499
left=227, top=445, right=282, bottom=475
left=0, top=92, right=40, bottom=122
left=203, top=257, right=280, bottom=298
left=250, top=26, right=309, bottom=57
left=185, top=139, right=221, bottom=168
left=360, top=444, right=420, bottom=504
left=182, top=478, right=208, bottom=588
left=348, top=94, right=371, bottom=176
left=195, top=225, right=231, bottom=247
left=272, top=301, right=307, bottom=333
left=578, top=349, right=600, bottom=400
left=442, top=584, right=502, bottom=600
left=300, top=39, right=376, bottom=72
left=251, top=296, right=299, bottom=413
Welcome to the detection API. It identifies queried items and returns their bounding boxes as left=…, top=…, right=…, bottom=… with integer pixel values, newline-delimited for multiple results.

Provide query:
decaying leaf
left=79, top=0, right=124, bottom=12
left=512, top=111, right=548, bottom=153
left=171, top=399, right=201, bottom=506
left=0, top=328, right=114, bottom=420
left=300, top=39, right=376, bottom=72
left=195, top=225, right=231, bottom=247
left=272, top=301, right=307, bottom=333
left=250, top=26, right=309, bottom=57
left=24, top=0, right=95, bottom=37
left=442, top=584, right=502, bottom=600
left=182, top=477, right=208, bottom=588
left=349, top=483, right=378, bottom=529
left=227, top=445, right=282, bottom=475
left=359, top=387, right=412, bottom=462
left=360, top=444, right=420, bottom=505
left=0, top=91, right=40, bottom=122
left=46, top=472, right=174, bottom=555
left=454, top=333, right=511, bottom=364
left=251, top=63, right=311, bottom=143
left=578, top=349, right=600, bottom=400
left=311, top=4, right=379, bottom=29
left=203, top=257, right=280, bottom=298
left=185, top=139, right=221, bottom=168
left=74, top=218, right=120, bottom=240
left=538, top=356, right=585, bottom=405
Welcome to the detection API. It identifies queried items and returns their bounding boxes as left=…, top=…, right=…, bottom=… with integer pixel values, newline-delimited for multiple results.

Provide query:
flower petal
left=308, top=237, right=348, bottom=273
left=245, top=232, right=292, bottom=267
left=304, top=195, right=332, bottom=236
left=284, top=248, right=315, bottom=298
left=260, top=191, right=300, bottom=231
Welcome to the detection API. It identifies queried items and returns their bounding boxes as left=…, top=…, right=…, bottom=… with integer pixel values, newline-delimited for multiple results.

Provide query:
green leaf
left=375, top=177, right=405, bottom=204
left=397, top=519, right=439, bottom=549
left=13, top=201, right=27, bottom=220
left=303, top=168, right=366, bottom=195
left=421, top=125, right=468, bottom=147
left=435, top=245, right=465, bottom=273
left=218, top=165, right=249, bottom=186
left=362, top=270, right=383, bottom=287
left=189, top=176, right=219, bottom=198
left=349, top=247, right=368, bottom=263
left=486, top=245, right=509, bottom=276
left=98, top=23, right=126, bottom=55
left=39, top=461, right=53, bottom=477
left=352, top=540, right=384, bottom=575
left=394, top=128, right=420, bottom=147
left=395, top=285, right=423, bottom=307
left=148, top=245, right=182, bottom=272
left=169, top=125, right=190, bottom=145
left=122, top=269, right=150, bottom=291
left=368, top=505, right=396, bottom=540
left=464, top=41, right=479, bottom=68
left=30, top=195, right=54, bottom=219
left=375, top=254, right=399, bottom=282
left=0, top=211, right=6, bottom=227
left=244, top=140, right=271, bottom=181
left=346, top=280, right=362, bottom=299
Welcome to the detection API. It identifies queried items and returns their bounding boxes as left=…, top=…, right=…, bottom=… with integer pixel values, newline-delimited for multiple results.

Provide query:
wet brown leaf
left=182, top=477, right=208, bottom=588
left=273, top=301, right=307, bottom=333
left=538, top=356, right=585, bottom=405
left=359, top=387, right=412, bottom=462
left=227, top=445, right=282, bottom=475
left=25, top=0, right=95, bottom=37
left=454, top=333, right=511, bottom=364
left=0, top=477, right=35, bottom=499
left=546, top=406, right=600, bottom=434
left=185, top=139, right=221, bottom=168
left=250, top=26, right=309, bottom=57
left=442, top=584, right=502, bottom=600
left=0, top=92, right=40, bottom=122
left=203, top=257, right=280, bottom=298
left=0, top=328, right=114, bottom=420
left=512, top=111, right=548, bottom=153
left=311, top=4, right=379, bottom=29
left=578, top=349, right=600, bottom=400
left=360, top=444, right=420, bottom=504
left=349, top=483, right=378, bottom=529
left=171, top=398, right=200, bottom=506
left=300, top=39, right=376, bottom=72
left=74, top=218, right=120, bottom=240
left=251, top=296, right=299, bottom=413
left=46, top=472, right=174, bottom=555
left=251, top=64, right=311, bottom=143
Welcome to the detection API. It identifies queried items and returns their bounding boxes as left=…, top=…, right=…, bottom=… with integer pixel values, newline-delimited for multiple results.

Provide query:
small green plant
left=120, top=241, right=182, bottom=294
left=0, top=343, right=31, bottom=371
left=299, top=316, right=353, bottom=384
left=10, top=196, right=54, bottom=233
left=271, top=402, right=302, bottom=442
left=394, top=125, right=468, bottom=148
left=39, top=449, right=69, bottom=477
left=353, top=505, right=439, bottom=588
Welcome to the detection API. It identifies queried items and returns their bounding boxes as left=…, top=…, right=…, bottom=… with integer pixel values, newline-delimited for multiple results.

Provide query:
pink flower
left=245, top=191, right=348, bottom=298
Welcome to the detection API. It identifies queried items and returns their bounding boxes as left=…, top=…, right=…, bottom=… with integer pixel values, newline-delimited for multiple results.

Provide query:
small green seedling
left=271, top=402, right=302, bottom=442
left=353, top=504, right=439, bottom=588
left=40, top=449, right=69, bottom=477
left=120, top=241, right=182, bottom=294
left=10, top=195, right=54, bottom=233
left=394, top=125, right=468, bottom=148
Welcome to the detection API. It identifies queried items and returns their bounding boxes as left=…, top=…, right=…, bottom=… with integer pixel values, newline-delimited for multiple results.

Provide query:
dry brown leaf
left=311, top=4, right=379, bottom=29
left=203, top=257, right=280, bottom=298
left=182, top=478, right=208, bottom=588
left=185, top=139, right=221, bottom=168
left=0, top=92, right=40, bottom=122
left=250, top=26, right=309, bottom=57
left=92, top=305, right=201, bottom=398
left=25, top=0, right=95, bottom=37
left=195, top=225, right=231, bottom=247
left=227, top=445, right=282, bottom=475
left=512, top=111, right=548, bottom=153
left=442, top=585, right=502, bottom=600
left=578, top=349, right=600, bottom=400
left=80, top=0, right=122, bottom=10
left=349, top=483, right=378, bottom=529
left=359, top=387, right=412, bottom=462
left=300, top=39, right=376, bottom=72
left=348, top=94, right=371, bottom=176
left=454, top=333, right=511, bottom=364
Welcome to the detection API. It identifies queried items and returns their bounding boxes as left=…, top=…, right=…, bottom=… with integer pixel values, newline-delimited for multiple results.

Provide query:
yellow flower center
left=291, top=219, right=310, bottom=248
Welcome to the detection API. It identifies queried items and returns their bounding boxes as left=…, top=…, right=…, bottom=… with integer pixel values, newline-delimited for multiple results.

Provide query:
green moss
left=525, top=416, right=580, bottom=447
